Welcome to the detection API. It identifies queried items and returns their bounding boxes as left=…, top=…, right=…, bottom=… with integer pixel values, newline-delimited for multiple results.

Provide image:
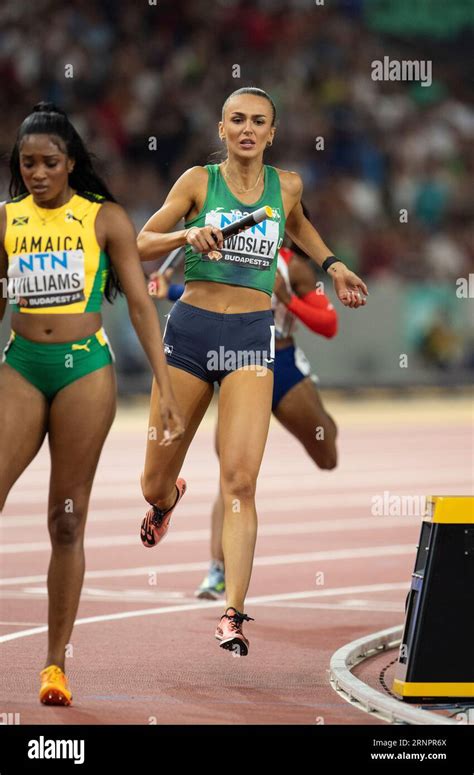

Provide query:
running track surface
left=0, top=394, right=472, bottom=725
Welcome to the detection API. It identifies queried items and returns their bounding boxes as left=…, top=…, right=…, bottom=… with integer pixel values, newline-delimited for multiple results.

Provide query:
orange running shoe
left=215, top=607, right=254, bottom=656
left=39, top=665, right=72, bottom=706
left=140, top=478, right=187, bottom=548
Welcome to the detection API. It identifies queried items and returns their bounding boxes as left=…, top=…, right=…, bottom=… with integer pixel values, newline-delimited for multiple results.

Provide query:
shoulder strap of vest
left=8, top=192, right=29, bottom=204
left=78, top=191, right=107, bottom=203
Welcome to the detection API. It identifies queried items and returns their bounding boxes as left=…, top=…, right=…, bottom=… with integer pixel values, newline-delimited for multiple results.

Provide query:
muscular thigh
left=47, top=364, right=117, bottom=517
left=0, top=363, right=49, bottom=509
left=218, top=367, right=273, bottom=485
left=144, top=366, right=214, bottom=483
left=274, top=376, right=333, bottom=441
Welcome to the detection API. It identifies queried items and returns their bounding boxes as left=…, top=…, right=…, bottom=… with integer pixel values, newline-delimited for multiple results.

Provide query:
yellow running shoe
left=39, top=665, right=72, bottom=706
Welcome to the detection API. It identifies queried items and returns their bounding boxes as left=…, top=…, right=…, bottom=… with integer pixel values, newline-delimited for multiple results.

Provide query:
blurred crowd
left=0, top=0, right=472, bottom=377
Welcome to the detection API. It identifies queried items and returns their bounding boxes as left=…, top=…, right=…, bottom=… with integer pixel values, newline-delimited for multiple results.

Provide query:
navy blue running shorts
left=272, top=343, right=318, bottom=411
left=162, top=299, right=275, bottom=384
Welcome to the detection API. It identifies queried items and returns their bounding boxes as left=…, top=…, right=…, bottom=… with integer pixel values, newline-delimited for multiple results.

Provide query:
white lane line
left=0, top=621, right=46, bottom=626
left=263, top=601, right=404, bottom=612
left=0, top=582, right=408, bottom=644
left=11, top=444, right=471, bottom=470
left=0, top=506, right=423, bottom=537
left=0, top=544, right=415, bottom=587
left=0, top=515, right=419, bottom=553
left=0, top=495, right=428, bottom=527
left=3, top=477, right=472, bottom=527
left=9, top=459, right=471, bottom=492
left=5, top=587, right=191, bottom=603
left=1, top=594, right=404, bottom=611
left=4, top=470, right=471, bottom=504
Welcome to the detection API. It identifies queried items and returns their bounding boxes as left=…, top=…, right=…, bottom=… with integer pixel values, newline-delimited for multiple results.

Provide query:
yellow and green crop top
left=4, top=191, right=110, bottom=314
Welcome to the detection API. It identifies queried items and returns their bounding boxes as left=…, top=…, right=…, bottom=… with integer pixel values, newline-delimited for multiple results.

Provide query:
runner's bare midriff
left=181, top=280, right=271, bottom=314
left=11, top=311, right=102, bottom=343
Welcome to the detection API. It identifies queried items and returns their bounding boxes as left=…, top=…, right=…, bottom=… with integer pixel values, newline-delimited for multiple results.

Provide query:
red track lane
left=0, top=396, right=472, bottom=724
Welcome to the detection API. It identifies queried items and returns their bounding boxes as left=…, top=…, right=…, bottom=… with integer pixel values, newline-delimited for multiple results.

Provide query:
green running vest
left=184, top=163, right=286, bottom=297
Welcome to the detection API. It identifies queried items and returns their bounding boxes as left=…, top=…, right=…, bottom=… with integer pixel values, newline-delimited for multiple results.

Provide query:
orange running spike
left=140, top=478, right=187, bottom=548
left=39, top=665, right=72, bottom=706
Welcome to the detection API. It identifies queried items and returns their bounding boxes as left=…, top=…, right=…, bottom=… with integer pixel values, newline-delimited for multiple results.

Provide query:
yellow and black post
left=393, top=495, right=474, bottom=702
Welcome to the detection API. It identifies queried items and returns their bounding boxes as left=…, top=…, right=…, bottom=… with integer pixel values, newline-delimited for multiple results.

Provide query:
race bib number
left=203, top=210, right=281, bottom=270
left=8, top=250, right=86, bottom=308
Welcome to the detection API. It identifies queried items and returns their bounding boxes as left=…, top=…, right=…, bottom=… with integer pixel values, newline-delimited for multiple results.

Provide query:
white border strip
left=0, top=583, right=408, bottom=644
left=329, top=626, right=457, bottom=725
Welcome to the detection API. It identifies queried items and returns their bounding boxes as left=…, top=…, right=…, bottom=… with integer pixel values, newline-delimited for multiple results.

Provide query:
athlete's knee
left=313, top=414, right=338, bottom=469
left=48, top=503, right=86, bottom=547
left=220, top=469, right=256, bottom=501
left=327, top=413, right=338, bottom=440
left=0, top=475, right=13, bottom=512
left=307, top=436, right=338, bottom=470
left=317, top=449, right=338, bottom=470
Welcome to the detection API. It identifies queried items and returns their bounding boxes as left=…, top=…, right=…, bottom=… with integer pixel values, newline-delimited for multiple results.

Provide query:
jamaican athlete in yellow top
left=4, top=191, right=110, bottom=313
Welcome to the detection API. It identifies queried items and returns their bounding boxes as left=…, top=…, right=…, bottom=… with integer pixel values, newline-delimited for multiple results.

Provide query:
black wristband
left=322, top=256, right=341, bottom=273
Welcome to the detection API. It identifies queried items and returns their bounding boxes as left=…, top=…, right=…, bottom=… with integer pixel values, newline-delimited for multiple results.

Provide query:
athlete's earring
left=266, top=141, right=273, bottom=148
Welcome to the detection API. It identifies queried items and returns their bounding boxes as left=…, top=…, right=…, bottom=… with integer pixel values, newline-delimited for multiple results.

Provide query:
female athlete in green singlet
left=0, top=103, right=184, bottom=705
left=137, top=87, right=368, bottom=655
